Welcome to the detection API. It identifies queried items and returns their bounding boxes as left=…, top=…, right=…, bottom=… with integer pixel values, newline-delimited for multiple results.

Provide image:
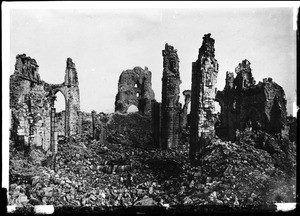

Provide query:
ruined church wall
left=161, top=43, right=181, bottom=149
left=10, top=75, right=52, bottom=151
left=10, top=54, right=82, bottom=152
left=190, top=33, right=219, bottom=157
left=115, top=66, right=155, bottom=115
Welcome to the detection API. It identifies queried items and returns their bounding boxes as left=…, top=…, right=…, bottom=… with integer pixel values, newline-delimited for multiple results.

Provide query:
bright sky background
left=8, top=3, right=297, bottom=115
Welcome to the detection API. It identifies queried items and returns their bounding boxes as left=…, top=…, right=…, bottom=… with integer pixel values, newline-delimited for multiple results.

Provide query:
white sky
left=6, top=2, right=298, bottom=115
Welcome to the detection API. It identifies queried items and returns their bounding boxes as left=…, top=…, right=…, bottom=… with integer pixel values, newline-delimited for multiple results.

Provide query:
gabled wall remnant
left=216, top=59, right=288, bottom=140
left=115, top=66, right=155, bottom=115
left=161, top=43, right=182, bottom=149
left=10, top=54, right=81, bottom=152
left=190, top=33, right=219, bottom=161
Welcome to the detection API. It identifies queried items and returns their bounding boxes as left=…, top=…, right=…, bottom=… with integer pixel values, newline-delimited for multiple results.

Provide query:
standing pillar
left=50, top=107, right=57, bottom=170
left=190, top=33, right=219, bottom=163
left=161, top=43, right=181, bottom=149
left=91, top=110, right=96, bottom=140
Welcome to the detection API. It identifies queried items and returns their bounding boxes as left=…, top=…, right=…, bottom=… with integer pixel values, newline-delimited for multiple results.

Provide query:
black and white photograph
left=2, top=1, right=298, bottom=214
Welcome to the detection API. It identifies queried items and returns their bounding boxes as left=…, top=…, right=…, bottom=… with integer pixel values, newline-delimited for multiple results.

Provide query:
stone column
left=161, top=43, right=181, bottom=149
left=190, top=33, right=219, bottom=163
left=91, top=110, right=96, bottom=140
left=50, top=107, right=57, bottom=170
left=64, top=58, right=81, bottom=136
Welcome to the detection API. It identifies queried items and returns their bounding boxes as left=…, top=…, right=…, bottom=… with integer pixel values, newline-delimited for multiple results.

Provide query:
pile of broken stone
left=8, top=113, right=296, bottom=211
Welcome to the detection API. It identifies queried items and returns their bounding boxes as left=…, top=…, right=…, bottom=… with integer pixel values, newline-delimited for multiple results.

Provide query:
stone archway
left=52, top=89, right=67, bottom=137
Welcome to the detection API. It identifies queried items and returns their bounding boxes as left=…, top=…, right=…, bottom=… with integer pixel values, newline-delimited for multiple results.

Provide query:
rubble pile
left=9, top=112, right=296, bottom=209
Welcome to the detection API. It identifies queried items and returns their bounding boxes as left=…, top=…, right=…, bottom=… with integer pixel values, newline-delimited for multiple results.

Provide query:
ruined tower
left=216, top=60, right=287, bottom=140
left=190, top=33, right=219, bottom=161
left=63, top=58, right=81, bottom=136
left=161, top=43, right=182, bottom=149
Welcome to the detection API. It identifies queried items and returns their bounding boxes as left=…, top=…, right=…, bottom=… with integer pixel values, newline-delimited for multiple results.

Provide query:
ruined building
left=115, top=66, right=155, bottom=115
left=10, top=54, right=81, bottom=152
left=151, top=43, right=182, bottom=149
left=190, top=33, right=219, bottom=160
left=161, top=43, right=182, bottom=149
left=216, top=59, right=288, bottom=140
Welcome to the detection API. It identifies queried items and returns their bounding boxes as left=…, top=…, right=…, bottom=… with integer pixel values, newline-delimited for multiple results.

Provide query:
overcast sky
left=8, top=4, right=297, bottom=115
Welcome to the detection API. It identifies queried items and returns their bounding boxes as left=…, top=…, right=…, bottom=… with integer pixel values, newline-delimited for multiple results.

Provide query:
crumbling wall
left=161, top=43, right=182, bottom=149
left=216, top=59, right=287, bottom=140
left=10, top=54, right=81, bottom=152
left=190, top=33, right=219, bottom=160
left=10, top=54, right=52, bottom=151
left=115, top=66, right=155, bottom=115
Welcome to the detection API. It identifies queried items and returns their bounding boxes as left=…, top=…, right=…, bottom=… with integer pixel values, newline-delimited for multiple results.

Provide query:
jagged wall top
left=14, top=54, right=40, bottom=82
left=64, top=57, right=79, bottom=87
left=162, top=43, right=180, bottom=78
left=198, top=33, right=215, bottom=59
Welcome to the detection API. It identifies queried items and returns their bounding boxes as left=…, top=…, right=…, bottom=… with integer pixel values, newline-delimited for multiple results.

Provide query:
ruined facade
left=115, top=67, right=155, bottom=115
left=161, top=43, right=182, bottom=149
left=216, top=59, right=288, bottom=140
left=190, top=33, right=219, bottom=159
left=10, top=54, right=81, bottom=152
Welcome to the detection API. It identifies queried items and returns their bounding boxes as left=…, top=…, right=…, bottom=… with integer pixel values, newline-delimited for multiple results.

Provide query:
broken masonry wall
left=56, top=111, right=66, bottom=136
left=161, top=43, right=182, bottom=149
left=115, top=66, right=155, bottom=115
left=190, top=33, right=219, bottom=158
left=90, top=111, right=108, bottom=143
left=216, top=60, right=288, bottom=141
left=10, top=54, right=82, bottom=153
left=10, top=54, right=52, bottom=151
left=151, top=100, right=162, bottom=148
left=63, top=58, right=81, bottom=136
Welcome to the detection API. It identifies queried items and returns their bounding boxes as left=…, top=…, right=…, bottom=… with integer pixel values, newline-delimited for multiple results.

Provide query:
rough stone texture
left=10, top=54, right=81, bottom=152
left=45, top=58, right=81, bottom=137
left=151, top=100, right=162, bottom=148
left=10, top=54, right=52, bottom=151
left=190, top=33, right=219, bottom=160
left=56, top=111, right=66, bottom=137
left=91, top=110, right=106, bottom=142
left=115, top=67, right=155, bottom=115
left=216, top=59, right=288, bottom=141
left=180, top=90, right=191, bottom=130
left=161, top=43, right=182, bottom=149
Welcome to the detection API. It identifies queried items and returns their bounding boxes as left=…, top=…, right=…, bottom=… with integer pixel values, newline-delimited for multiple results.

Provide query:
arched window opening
left=54, top=91, right=66, bottom=137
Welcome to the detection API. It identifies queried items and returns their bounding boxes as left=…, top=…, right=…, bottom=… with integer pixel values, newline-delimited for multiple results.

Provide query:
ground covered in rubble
left=9, top=113, right=296, bottom=212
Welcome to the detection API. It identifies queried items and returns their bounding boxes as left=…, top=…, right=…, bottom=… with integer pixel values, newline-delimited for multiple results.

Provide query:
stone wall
left=161, top=43, right=182, bottom=149
left=10, top=54, right=52, bottom=151
left=10, top=54, right=81, bottom=152
left=216, top=60, right=288, bottom=140
left=190, top=33, right=219, bottom=159
left=115, top=67, right=155, bottom=115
